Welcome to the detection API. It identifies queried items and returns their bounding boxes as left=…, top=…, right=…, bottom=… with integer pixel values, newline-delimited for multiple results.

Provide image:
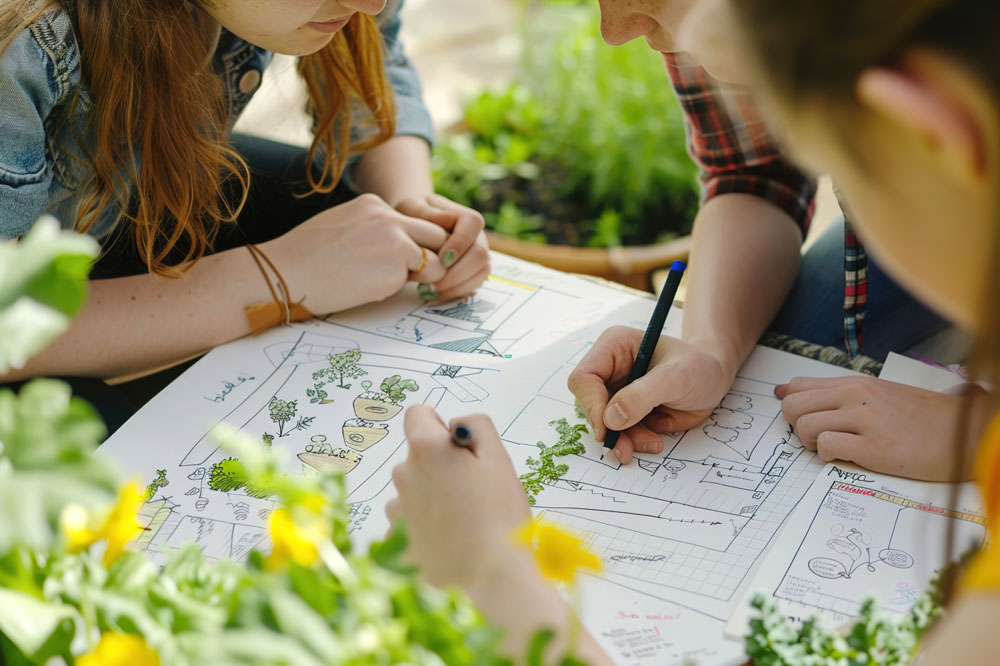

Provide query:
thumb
left=603, top=363, right=690, bottom=431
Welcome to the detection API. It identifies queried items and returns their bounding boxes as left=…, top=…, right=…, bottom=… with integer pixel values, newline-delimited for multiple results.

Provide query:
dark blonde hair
left=3, top=0, right=396, bottom=275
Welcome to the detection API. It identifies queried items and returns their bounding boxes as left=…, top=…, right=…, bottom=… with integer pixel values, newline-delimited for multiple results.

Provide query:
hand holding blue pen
left=602, top=261, right=687, bottom=454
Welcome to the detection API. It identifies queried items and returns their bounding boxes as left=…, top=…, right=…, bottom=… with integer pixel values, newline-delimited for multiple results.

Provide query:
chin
left=269, top=33, right=335, bottom=57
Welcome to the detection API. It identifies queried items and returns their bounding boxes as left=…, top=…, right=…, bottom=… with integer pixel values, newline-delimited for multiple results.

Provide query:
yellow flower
left=60, top=482, right=145, bottom=567
left=515, top=517, right=602, bottom=584
left=77, top=632, right=160, bottom=666
left=265, top=507, right=329, bottom=571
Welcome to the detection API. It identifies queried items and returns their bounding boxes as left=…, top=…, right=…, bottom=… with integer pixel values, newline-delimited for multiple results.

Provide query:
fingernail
left=774, top=384, right=788, bottom=398
left=417, top=284, right=438, bottom=301
left=441, top=250, right=457, bottom=267
left=604, top=402, right=628, bottom=429
left=613, top=448, right=623, bottom=463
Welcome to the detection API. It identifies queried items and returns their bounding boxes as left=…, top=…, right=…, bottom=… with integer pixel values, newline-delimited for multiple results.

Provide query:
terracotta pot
left=486, top=232, right=692, bottom=292
left=353, top=397, right=403, bottom=421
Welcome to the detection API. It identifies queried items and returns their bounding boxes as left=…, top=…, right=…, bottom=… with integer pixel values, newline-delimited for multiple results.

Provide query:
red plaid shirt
left=664, top=52, right=867, bottom=357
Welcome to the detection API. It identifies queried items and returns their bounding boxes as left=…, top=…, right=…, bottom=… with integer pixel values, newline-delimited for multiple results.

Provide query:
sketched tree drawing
left=309, top=349, right=367, bottom=403
left=142, top=469, right=169, bottom=502
left=268, top=397, right=314, bottom=437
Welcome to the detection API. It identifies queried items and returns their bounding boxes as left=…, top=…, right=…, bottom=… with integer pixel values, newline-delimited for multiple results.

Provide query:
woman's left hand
left=395, top=195, right=491, bottom=301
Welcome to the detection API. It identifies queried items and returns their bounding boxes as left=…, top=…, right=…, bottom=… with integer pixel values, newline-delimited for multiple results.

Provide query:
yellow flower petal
left=100, top=482, right=146, bottom=567
left=265, top=508, right=326, bottom=571
left=77, top=633, right=160, bottom=666
left=60, top=503, right=101, bottom=554
left=516, top=518, right=602, bottom=584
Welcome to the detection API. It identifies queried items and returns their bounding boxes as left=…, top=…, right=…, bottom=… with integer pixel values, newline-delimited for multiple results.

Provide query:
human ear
left=856, top=52, right=991, bottom=185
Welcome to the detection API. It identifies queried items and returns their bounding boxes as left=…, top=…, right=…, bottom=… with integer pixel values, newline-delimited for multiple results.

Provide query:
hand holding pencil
left=568, top=263, right=739, bottom=465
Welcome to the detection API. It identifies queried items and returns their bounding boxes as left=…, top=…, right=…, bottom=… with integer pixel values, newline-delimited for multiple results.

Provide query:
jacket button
left=238, top=69, right=262, bottom=94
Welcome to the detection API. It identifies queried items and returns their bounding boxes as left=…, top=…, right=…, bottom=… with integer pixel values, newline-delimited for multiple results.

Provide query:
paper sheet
left=725, top=463, right=986, bottom=636
left=98, top=252, right=864, bottom=666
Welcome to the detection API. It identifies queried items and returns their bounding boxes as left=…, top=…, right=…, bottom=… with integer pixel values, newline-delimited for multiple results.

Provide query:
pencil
left=451, top=423, right=473, bottom=448
left=603, top=260, right=687, bottom=451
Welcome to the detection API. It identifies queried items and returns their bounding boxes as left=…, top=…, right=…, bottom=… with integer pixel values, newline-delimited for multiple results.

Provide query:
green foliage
left=311, top=350, right=367, bottom=401
left=745, top=576, right=946, bottom=666
left=0, top=217, right=98, bottom=373
left=0, top=220, right=515, bottom=666
left=432, top=4, right=698, bottom=248
left=520, top=417, right=589, bottom=506
left=267, top=398, right=313, bottom=437
left=379, top=376, right=419, bottom=404
left=486, top=201, right=546, bottom=244
left=142, top=470, right=169, bottom=502
left=207, top=457, right=279, bottom=499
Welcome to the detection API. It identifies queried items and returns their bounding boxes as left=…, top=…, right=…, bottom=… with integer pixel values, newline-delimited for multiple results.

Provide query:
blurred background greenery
left=432, top=0, right=698, bottom=248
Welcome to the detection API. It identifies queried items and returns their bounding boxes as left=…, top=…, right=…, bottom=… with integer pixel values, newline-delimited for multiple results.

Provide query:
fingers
left=608, top=433, right=634, bottom=465
left=815, top=431, right=868, bottom=464
left=406, top=243, right=447, bottom=284
left=385, top=497, right=402, bottom=523
left=398, top=214, right=450, bottom=252
left=425, top=194, right=487, bottom=268
left=433, top=265, right=490, bottom=302
left=447, top=413, right=503, bottom=457
left=403, top=405, right=451, bottom=458
left=433, top=235, right=490, bottom=293
left=625, top=422, right=665, bottom=455
left=567, top=327, right=642, bottom=442
left=775, top=375, right=864, bottom=399
left=780, top=387, right=847, bottom=429
left=603, top=358, right=691, bottom=431
left=792, top=409, right=861, bottom=449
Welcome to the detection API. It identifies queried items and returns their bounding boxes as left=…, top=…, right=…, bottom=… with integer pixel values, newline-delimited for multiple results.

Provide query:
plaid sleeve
left=664, top=52, right=816, bottom=234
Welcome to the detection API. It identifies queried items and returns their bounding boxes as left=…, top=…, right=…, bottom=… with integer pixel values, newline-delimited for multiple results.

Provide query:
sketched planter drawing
left=352, top=397, right=402, bottom=421
left=342, top=418, right=389, bottom=451
left=298, top=448, right=362, bottom=475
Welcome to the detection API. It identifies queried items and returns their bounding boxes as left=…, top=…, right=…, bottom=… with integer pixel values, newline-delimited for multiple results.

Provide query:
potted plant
left=298, top=434, right=364, bottom=474
left=352, top=376, right=419, bottom=421
left=432, top=3, right=698, bottom=291
left=342, top=417, right=390, bottom=451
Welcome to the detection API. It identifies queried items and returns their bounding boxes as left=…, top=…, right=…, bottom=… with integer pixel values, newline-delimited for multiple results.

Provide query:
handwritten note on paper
left=726, top=462, right=987, bottom=637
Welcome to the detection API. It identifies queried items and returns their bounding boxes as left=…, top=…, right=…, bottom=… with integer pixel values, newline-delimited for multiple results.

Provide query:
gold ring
left=415, top=247, right=428, bottom=273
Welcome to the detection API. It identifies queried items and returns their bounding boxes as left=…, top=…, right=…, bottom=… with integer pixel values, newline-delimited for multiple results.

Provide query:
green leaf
left=370, top=523, right=417, bottom=575
left=0, top=588, right=76, bottom=662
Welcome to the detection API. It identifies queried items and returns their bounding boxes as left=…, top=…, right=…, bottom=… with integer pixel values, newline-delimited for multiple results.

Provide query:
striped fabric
left=663, top=51, right=866, bottom=357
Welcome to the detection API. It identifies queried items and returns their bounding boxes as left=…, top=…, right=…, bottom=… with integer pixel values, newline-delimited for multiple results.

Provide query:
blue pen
left=603, top=260, right=687, bottom=452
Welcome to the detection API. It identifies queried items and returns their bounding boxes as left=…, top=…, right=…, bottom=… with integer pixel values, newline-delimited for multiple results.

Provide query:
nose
left=339, top=0, right=387, bottom=15
left=598, top=0, right=659, bottom=46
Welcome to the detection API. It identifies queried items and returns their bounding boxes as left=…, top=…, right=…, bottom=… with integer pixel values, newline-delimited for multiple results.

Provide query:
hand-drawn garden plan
left=98, top=252, right=982, bottom=666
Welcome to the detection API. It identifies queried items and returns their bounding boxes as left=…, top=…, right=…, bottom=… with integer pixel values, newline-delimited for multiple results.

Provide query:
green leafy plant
left=207, top=457, right=279, bottom=499
left=520, top=417, right=590, bottom=505
left=432, top=4, right=698, bottom=248
left=745, top=575, right=946, bottom=666
left=373, top=375, right=420, bottom=405
left=268, top=397, right=313, bottom=437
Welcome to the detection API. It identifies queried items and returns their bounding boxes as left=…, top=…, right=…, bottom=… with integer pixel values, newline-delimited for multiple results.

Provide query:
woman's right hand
left=568, top=325, right=737, bottom=465
left=264, top=193, right=450, bottom=315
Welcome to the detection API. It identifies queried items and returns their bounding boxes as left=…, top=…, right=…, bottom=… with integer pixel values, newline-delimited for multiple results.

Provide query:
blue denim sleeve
left=0, top=24, right=60, bottom=239
left=380, top=0, right=434, bottom=146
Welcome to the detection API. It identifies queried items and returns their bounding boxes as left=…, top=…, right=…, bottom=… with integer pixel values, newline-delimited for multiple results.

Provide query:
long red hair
left=4, top=0, right=396, bottom=275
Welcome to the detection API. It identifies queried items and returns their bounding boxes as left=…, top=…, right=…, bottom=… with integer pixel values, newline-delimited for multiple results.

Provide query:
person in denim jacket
left=0, top=0, right=489, bottom=418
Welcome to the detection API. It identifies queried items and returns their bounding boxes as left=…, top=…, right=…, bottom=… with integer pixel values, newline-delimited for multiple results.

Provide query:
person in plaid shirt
left=569, top=1, right=968, bottom=481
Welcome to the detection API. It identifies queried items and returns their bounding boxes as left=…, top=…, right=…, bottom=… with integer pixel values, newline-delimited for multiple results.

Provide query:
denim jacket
left=0, top=0, right=433, bottom=240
